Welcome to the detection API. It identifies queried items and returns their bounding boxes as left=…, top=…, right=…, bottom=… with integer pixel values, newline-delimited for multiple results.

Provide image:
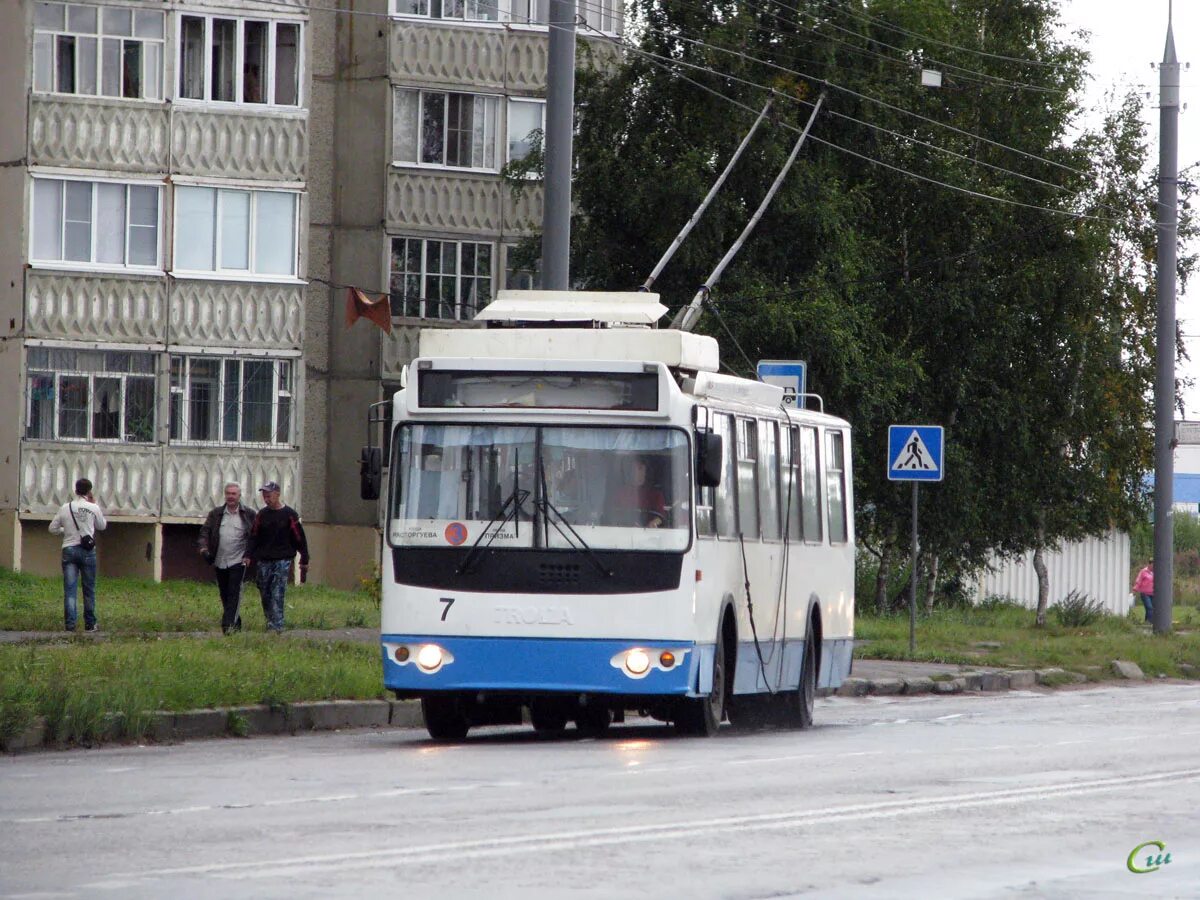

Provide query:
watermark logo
left=444, top=522, right=468, bottom=546
left=1127, top=840, right=1172, bottom=874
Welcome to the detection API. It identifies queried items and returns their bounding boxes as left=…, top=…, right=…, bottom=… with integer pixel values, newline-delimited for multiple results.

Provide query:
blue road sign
left=888, top=425, right=944, bottom=482
left=757, top=360, right=806, bottom=407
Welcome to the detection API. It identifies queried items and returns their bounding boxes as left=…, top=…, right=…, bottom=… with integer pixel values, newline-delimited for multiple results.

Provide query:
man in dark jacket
left=198, top=482, right=257, bottom=634
left=243, top=481, right=310, bottom=632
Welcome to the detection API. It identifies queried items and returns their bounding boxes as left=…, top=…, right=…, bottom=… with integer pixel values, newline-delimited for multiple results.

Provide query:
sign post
left=887, top=425, right=945, bottom=656
left=757, top=360, right=806, bottom=407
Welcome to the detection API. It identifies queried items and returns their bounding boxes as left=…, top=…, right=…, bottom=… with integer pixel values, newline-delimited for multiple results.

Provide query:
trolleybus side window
left=715, top=413, right=737, bottom=538
left=736, top=417, right=759, bottom=539
left=781, top=424, right=800, bottom=542
left=799, top=425, right=822, bottom=543
left=826, top=429, right=848, bottom=544
left=696, top=419, right=715, bottom=537
left=758, top=418, right=781, bottom=541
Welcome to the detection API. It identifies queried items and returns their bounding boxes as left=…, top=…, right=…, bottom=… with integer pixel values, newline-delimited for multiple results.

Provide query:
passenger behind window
left=612, top=457, right=668, bottom=528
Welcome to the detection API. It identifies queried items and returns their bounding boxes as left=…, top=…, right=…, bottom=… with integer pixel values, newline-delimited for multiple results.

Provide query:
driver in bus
left=614, top=457, right=668, bottom=528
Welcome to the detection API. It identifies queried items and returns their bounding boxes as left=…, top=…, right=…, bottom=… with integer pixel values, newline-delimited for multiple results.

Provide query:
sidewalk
left=0, top=627, right=379, bottom=645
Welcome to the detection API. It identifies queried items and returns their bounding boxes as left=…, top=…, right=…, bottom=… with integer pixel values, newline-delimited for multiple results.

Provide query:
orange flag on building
left=345, top=287, right=392, bottom=334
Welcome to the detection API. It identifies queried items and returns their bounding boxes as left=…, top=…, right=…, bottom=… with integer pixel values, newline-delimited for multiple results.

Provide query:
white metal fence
left=974, top=530, right=1132, bottom=615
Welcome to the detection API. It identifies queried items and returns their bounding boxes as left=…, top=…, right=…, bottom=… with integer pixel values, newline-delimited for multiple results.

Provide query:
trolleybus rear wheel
left=574, top=704, right=612, bottom=738
left=422, top=695, right=470, bottom=742
left=781, top=630, right=816, bottom=729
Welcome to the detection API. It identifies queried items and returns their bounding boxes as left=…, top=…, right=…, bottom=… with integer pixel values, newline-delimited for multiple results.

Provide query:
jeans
left=215, top=564, right=245, bottom=633
left=62, top=544, right=97, bottom=630
left=1141, top=592, right=1154, bottom=622
left=256, top=559, right=291, bottom=631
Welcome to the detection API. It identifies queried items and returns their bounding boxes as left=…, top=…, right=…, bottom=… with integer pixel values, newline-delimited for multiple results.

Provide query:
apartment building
left=0, top=0, right=311, bottom=580
left=0, top=0, right=618, bottom=586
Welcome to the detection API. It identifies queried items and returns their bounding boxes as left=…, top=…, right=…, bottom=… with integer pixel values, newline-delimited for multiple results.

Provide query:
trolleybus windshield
left=389, top=424, right=690, bottom=552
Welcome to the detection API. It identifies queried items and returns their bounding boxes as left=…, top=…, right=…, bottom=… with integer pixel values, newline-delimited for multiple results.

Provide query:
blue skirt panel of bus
left=730, top=638, right=854, bottom=694
left=382, top=635, right=704, bottom=696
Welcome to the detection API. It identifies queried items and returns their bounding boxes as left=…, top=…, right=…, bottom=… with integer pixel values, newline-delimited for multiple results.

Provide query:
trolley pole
left=541, top=0, right=576, bottom=290
left=909, top=483, right=918, bottom=655
left=1154, top=4, right=1180, bottom=635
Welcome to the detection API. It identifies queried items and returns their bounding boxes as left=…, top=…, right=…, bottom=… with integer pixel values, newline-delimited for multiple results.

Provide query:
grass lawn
left=0, top=635, right=385, bottom=745
left=856, top=602, right=1200, bottom=678
left=0, top=567, right=379, bottom=633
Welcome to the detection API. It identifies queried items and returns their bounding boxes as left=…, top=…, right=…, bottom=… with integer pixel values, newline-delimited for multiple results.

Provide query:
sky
left=1057, top=0, right=1200, bottom=416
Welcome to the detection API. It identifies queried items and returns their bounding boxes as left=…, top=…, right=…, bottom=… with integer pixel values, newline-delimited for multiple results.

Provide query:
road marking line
left=91, top=767, right=1200, bottom=884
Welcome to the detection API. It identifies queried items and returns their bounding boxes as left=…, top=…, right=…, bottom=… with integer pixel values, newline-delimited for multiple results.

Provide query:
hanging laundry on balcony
left=345, top=287, right=392, bottom=335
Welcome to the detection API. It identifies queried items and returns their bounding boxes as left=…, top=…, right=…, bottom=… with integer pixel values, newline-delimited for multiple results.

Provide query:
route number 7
left=439, top=597, right=455, bottom=621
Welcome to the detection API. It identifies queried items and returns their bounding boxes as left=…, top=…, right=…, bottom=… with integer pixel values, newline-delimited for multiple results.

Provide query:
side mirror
left=360, top=446, right=382, bottom=501
left=696, top=431, right=722, bottom=488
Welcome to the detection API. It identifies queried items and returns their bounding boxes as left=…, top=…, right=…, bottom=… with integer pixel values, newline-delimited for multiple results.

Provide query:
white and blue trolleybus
left=362, top=291, right=855, bottom=740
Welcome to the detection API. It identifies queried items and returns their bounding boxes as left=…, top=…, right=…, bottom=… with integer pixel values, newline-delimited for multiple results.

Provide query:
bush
left=1051, top=590, right=1107, bottom=627
left=977, top=594, right=1025, bottom=612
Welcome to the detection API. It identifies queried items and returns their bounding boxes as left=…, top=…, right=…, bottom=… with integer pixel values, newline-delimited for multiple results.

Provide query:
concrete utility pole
left=541, top=0, right=576, bottom=290
left=1154, top=3, right=1180, bottom=635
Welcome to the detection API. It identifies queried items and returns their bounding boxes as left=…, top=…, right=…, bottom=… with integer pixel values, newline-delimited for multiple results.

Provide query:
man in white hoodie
left=49, top=478, right=107, bottom=632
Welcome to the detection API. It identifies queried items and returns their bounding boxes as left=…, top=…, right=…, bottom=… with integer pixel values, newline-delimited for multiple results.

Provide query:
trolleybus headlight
left=417, top=644, right=445, bottom=672
left=625, top=649, right=650, bottom=676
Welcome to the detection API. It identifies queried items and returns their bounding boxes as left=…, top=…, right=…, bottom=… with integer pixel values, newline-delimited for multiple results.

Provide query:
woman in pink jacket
left=1131, top=562, right=1154, bottom=623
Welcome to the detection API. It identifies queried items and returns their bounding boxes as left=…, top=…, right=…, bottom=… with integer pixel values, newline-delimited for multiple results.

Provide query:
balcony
left=386, top=169, right=543, bottom=236
left=28, top=95, right=170, bottom=174
left=171, top=107, right=308, bottom=182
left=25, top=270, right=168, bottom=344
left=169, top=280, right=304, bottom=350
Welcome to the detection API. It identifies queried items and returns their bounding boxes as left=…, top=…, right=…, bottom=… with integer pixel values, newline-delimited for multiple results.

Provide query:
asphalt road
left=3, top=683, right=1199, bottom=899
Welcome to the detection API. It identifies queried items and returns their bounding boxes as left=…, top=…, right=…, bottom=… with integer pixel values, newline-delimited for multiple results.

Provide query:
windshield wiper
left=458, top=449, right=531, bottom=575
left=537, top=457, right=612, bottom=579
left=456, top=486, right=530, bottom=575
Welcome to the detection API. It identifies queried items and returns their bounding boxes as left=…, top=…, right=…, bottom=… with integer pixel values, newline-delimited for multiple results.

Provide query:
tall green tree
left=546, top=0, right=1194, bottom=607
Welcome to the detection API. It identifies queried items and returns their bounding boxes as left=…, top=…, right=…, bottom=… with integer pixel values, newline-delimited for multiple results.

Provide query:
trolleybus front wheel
left=674, top=630, right=726, bottom=736
left=421, top=694, right=470, bottom=742
left=530, top=698, right=570, bottom=736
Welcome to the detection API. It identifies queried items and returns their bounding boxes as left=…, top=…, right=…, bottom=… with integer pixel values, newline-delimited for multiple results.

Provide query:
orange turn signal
left=395, top=646, right=410, bottom=662
left=659, top=651, right=676, bottom=669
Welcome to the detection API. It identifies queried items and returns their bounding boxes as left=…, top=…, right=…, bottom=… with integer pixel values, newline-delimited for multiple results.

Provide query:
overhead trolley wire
left=814, top=0, right=1076, bottom=70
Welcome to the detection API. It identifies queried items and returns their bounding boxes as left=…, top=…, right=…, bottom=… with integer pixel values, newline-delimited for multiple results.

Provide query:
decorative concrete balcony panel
left=21, top=444, right=161, bottom=517
left=390, top=22, right=513, bottom=89
left=29, top=96, right=169, bottom=173
left=161, top=448, right=300, bottom=518
left=386, top=171, right=543, bottom=235
left=171, top=109, right=307, bottom=182
left=169, top=280, right=303, bottom=350
left=380, top=326, right=421, bottom=383
left=26, top=271, right=167, bottom=344
left=505, top=32, right=549, bottom=92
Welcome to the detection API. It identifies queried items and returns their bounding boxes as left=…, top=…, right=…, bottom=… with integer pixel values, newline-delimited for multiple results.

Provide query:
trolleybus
left=362, top=291, right=854, bottom=740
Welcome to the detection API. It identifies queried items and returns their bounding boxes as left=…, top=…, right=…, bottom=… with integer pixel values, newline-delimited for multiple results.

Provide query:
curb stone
left=902, top=677, right=934, bottom=695
left=869, top=678, right=904, bottom=696
left=836, top=677, right=870, bottom=698
left=932, top=678, right=965, bottom=694
left=1007, top=670, right=1037, bottom=690
left=978, top=672, right=1011, bottom=692
left=4, top=700, right=422, bottom=753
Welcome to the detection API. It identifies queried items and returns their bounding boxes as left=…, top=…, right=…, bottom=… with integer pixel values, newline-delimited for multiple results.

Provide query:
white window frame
left=168, top=355, right=294, bottom=448
left=29, top=175, right=163, bottom=272
left=388, top=236, right=495, bottom=321
left=24, top=347, right=157, bottom=444
left=175, top=12, right=305, bottom=109
left=32, top=2, right=166, bottom=101
left=389, top=0, right=619, bottom=33
left=171, top=186, right=300, bottom=281
left=392, top=88, right=501, bottom=172
left=506, top=96, right=546, bottom=167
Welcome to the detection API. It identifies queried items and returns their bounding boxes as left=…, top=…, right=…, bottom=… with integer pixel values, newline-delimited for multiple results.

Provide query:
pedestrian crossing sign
left=888, top=425, right=944, bottom=482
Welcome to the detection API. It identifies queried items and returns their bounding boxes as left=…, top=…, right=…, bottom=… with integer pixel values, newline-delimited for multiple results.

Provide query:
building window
left=393, top=89, right=500, bottom=170
left=389, top=237, right=493, bottom=320
left=26, top=348, right=156, bottom=443
left=33, top=3, right=165, bottom=100
left=177, top=15, right=302, bottom=107
left=508, top=0, right=547, bottom=25
left=504, top=245, right=541, bottom=291
left=392, top=0, right=500, bottom=23
left=507, top=97, right=545, bottom=164
left=31, top=178, right=160, bottom=269
left=582, top=0, right=620, bottom=34
left=173, top=186, right=298, bottom=278
left=169, top=356, right=293, bottom=446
